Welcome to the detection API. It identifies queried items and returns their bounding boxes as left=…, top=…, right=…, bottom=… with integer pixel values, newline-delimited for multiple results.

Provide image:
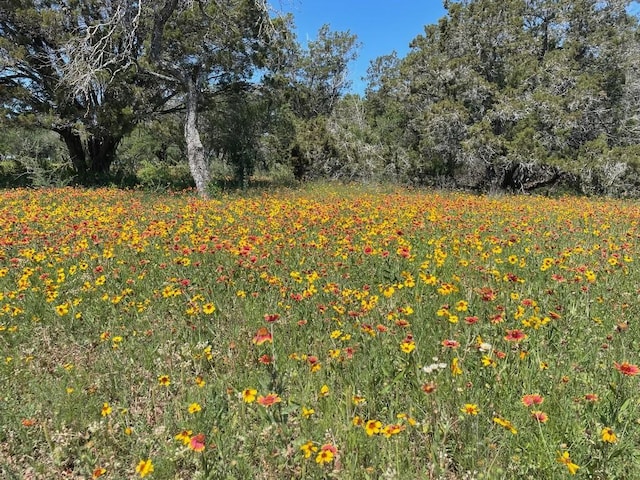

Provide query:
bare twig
left=61, top=0, right=142, bottom=100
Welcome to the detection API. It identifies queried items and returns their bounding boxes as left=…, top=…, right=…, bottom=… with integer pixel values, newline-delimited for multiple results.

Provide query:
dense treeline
left=2, top=0, right=640, bottom=196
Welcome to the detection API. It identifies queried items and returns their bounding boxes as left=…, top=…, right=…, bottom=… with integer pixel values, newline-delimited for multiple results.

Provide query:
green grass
left=1, top=185, right=639, bottom=479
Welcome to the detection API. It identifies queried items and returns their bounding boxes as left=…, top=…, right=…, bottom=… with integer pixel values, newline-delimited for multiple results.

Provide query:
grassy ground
left=1, top=184, right=639, bottom=479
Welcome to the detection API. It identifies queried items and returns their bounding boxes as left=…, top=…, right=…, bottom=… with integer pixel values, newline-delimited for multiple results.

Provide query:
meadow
left=1, top=184, right=639, bottom=479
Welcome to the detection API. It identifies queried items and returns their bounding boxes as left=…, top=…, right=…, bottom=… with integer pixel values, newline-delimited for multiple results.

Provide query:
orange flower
left=92, top=467, right=107, bottom=479
left=422, top=382, right=437, bottom=394
left=531, top=411, right=548, bottom=423
left=441, top=339, right=459, bottom=348
left=479, top=287, right=496, bottom=301
left=252, top=327, right=273, bottom=345
left=258, top=354, right=272, bottom=364
left=521, top=394, right=544, bottom=407
left=504, top=329, right=527, bottom=342
left=321, top=443, right=337, bottom=454
left=257, top=393, right=281, bottom=407
left=614, top=361, right=640, bottom=376
left=189, top=433, right=206, bottom=452
left=382, top=424, right=403, bottom=437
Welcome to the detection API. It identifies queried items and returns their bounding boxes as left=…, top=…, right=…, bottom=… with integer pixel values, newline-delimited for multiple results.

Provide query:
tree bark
left=86, top=135, right=119, bottom=176
left=55, top=126, right=120, bottom=182
left=56, top=127, right=88, bottom=177
left=185, top=76, right=210, bottom=198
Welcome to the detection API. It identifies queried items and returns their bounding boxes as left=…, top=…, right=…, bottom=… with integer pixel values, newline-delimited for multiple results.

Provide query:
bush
left=136, top=160, right=194, bottom=190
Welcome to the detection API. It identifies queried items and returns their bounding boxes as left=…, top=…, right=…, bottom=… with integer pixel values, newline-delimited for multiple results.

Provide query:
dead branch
left=60, top=0, right=142, bottom=101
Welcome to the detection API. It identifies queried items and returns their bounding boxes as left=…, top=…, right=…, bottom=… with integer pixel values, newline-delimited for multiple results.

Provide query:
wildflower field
left=1, top=185, right=639, bottom=479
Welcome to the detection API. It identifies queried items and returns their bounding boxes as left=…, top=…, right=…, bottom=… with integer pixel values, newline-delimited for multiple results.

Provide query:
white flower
left=423, top=362, right=448, bottom=374
left=422, top=363, right=438, bottom=374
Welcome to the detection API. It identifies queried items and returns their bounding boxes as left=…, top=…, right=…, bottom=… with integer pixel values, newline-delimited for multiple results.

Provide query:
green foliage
left=0, top=127, right=72, bottom=187
left=263, top=162, right=298, bottom=187
left=260, top=23, right=361, bottom=180
left=1, top=0, right=272, bottom=191
left=115, top=118, right=186, bottom=178
left=4, top=0, right=640, bottom=196
left=136, top=160, right=194, bottom=191
left=202, top=88, right=268, bottom=188
left=364, top=0, right=640, bottom=195
left=314, top=95, right=388, bottom=182
left=290, top=25, right=361, bottom=119
left=0, top=1, right=155, bottom=178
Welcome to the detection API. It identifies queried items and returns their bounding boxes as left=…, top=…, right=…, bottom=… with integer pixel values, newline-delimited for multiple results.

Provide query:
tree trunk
left=55, top=127, right=120, bottom=182
left=56, top=127, right=88, bottom=177
left=185, top=76, right=210, bottom=198
left=86, top=135, right=120, bottom=176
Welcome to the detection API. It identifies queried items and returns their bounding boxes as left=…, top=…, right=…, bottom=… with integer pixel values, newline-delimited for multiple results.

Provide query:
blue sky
left=276, top=1, right=447, bottom=93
